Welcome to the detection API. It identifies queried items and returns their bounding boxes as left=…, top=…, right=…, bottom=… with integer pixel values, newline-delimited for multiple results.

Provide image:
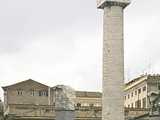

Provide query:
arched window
left=77, top=103, right=81, bottom=107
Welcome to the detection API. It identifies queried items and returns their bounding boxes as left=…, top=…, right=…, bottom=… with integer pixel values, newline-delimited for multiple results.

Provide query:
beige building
left=124, top=74, right=160, bottom=109
left=2, top=79, right=102, bottom=120
left=2, top=75, right=160, bottom=120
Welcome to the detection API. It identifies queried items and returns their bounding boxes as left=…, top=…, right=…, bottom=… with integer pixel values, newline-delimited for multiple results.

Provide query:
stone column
left=54, top=85, right=76, bottom=120
left=97, top=0, right=130, bottom=120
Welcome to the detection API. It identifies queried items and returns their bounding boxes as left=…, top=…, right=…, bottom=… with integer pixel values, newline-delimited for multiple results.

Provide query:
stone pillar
left=54, top=85, right=76, bottom=120
left=97, top=0, right=130, bottom=120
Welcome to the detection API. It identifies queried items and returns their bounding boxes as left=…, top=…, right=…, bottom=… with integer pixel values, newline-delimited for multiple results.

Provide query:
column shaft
left=103, top=6, right=124, bottom=120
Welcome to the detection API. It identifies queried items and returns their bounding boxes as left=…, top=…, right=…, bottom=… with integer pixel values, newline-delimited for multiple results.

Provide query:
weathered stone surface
left=102, top=6, right=124, bottom=120
left=54, top=85, right=76, bottom=111
left=97, top=0, right=130, bottom=120
left=55, top=111, right=75, bottom=120
left=97, top=0, right=130, bottom=9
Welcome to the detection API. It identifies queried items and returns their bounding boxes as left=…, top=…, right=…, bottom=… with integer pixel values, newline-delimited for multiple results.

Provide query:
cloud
left=0, top=0, right=160, bottom=99
left=124, top=0, right=160, bottom=80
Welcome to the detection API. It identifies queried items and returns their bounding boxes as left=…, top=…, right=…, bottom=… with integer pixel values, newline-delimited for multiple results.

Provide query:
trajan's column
left=97, top=0, right=130, bottom=120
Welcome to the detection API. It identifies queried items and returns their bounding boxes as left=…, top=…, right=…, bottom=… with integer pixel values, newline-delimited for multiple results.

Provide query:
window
left=138, top=100, right=141, bottom=108
left=30, top=90, right=35, bottom=96
left=45, top=109, right=50, bottom=112
left=128, top=104, right=130, bottom=108
left=53, top=102, right=55, bottom=106
left=138, top=88, right=141, bottom=94
left=17, top=89, right=23, bottom=95
left=135, top=101, right=138, bottom=108
left=135, top=100, right=141, bottom=108
left=131, top=103, right=134, bottom=108
left=39, top=91, right=42, bottom=96
left=125, top=96, right=126, bottom=100
left=158, top=85, right=160, bottom=90
left=77, top=103, right=81, bottom=107
left=142, top=97, right=146, bottom=108
left=135, top=90, right=137, bottom=95
left=131, top=92, right=133, bottom=97
left=143, top=86, right=146, bottom=91
left=39, top=91, right=48, bottom=96
left=128, top=94, right=130, bottom=99
left=89, top=103, right=94, bottom=107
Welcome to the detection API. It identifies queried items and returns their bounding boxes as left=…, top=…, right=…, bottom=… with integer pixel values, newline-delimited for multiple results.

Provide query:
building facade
left=2, top=75, right=160, bottom=120
left=124, top=74, right=160, bottom=109
left=2, top=79, right=102, bottom=120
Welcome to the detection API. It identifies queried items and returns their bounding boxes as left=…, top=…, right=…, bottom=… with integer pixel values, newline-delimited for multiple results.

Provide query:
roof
left=125, top=75, right=147, bottom=91
left=126, top=74, right=160, bottom=86
left=125, top=75, right=147, bottom=86
left=125, top=74, right=160, bottom=91
left=1, top=79, right=102, bottom=98
left=2, top=79, right=49, bottom=90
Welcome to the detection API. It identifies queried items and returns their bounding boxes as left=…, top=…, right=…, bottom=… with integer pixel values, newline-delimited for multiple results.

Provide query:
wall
left=125, top=80, right=148, bottom=108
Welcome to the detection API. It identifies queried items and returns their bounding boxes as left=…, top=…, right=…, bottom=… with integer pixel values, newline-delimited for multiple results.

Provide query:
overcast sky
left=0, top=0, right=160, bottom=99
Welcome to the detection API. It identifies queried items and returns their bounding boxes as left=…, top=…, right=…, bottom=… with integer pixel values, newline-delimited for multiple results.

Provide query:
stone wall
left=124, top=80, right=148, bottom=108
left=125, top=108, right=149, bottom=120
left=5, top=106, right=152, bottom=120
left=3, top=80, right=49, bottom=110
left=4, top=106, right=101, bottom=120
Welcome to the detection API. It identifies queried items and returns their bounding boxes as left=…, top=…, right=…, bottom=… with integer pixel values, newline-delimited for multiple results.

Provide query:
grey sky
left=0, top=0, right=160, bottom=99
